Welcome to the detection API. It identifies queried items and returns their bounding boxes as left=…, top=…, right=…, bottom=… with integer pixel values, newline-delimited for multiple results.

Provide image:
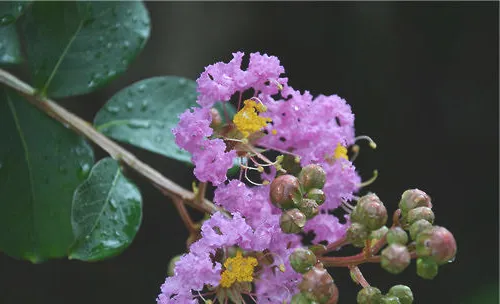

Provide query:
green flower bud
left=370, top=226, right=389, bottom=240
left=399, top=189, right=432, bottom=214
left=357, top=286, right=382, bottom=304
left=298, top=198, right=320, bottom=219
left=291, top=292, right=316, bottom=304
left=387, top=227, right=408, bottom=245
left=416, top=257, right=438, bottom=279
left=280, top=208, right=307, bottom=234
left=381, top=296, right=401, bottom=304
left=299, top=164, right=326, bottom=191
left=281, top=154, right=303, bottom=176
left=309, top=244, right=327, bottom=255
left=407, top=207, right=434, bottom=225
left=299, top=265, right=337, bottom=304
left=307, top=188, right=326, bottom=205
left=270, top=175, right=302, bottom=209
left=346, top=222, right=370, bottom=248
left=388, top=285, right=414, bottom=304
left=351, top=194, right=387, bottom=230
left=415, top=226, right=457, bottom=264
left=167, top=255, right=181, bottom=277
left=381, top=244, right=411, bottom=274
left=290, top=248, right=317, bottom=274
left=409, top=219, right=432, bottom=240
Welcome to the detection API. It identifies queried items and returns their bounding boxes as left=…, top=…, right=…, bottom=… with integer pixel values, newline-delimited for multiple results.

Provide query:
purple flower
left=197, top=52, right=287, bottom=107
left=172, top=107, right=235, bottom=186
left=322, top=158, right=361, bottom=210
left=304, top=213, right=348, bottom=245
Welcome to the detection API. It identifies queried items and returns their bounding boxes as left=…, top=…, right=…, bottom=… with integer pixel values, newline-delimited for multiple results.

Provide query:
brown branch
left=172, top=197, right=197, bottom=235
left=0, top=68, right=224, bottom=215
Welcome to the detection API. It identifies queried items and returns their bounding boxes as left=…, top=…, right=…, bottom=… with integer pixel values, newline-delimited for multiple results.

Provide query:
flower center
left=334, top=143, right=348, bottom=160
left=219, top=251, right=258, bottom=288
left=233, top=99, right=272, bottom=138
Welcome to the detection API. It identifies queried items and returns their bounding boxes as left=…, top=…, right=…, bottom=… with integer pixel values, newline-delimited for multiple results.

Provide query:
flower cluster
left=161, top=52, right=372, bottom=303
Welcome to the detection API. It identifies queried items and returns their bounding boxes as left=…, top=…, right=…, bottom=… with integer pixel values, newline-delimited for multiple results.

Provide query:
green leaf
left=0, top=89, right=94, bottom=262
left=94, top=76, right=198, bottom=163
left=69, top=157, right=142, bottom=261
left=0, top=1, right=32, bottom=26
left=0, top=24, right=22, bottom=65
left=20, top=1, right=150, bottom=98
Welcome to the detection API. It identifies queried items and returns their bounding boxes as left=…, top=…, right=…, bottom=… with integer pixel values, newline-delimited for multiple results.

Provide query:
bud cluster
left=357, top=285, right=414, bottom=304
left=270, top=164, right=327, bottom=234
left=347, top=193, right=388, bottom=247
left=397, top=189, right=457, bottom=279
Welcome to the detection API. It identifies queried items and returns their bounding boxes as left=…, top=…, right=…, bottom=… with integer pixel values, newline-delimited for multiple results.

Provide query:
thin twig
left=349, top=265, right=371, bottom=288
left=0, top=68, right=223, bottom=215
left=172, top=197, right=197, bottom=235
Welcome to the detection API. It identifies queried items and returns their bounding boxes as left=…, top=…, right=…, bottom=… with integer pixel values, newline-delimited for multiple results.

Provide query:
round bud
left=290, top=248, right=317, bottom=274
left=407, top=207, right=434, bottom=225
left=381, top=296, right=401, bottom=304
left=388, top=285, right=414, bottom=304
left=298, top=198, right=320, bottom=219
left=416, top=257, right=438, bottom=279
left=351, top=194, right=387, bottom=230
left=167, top=255, right=181, bottom=277
left=270, top=175, right=302, bottom=209
left=387, top=227, right=408, bottom=245
left=299, top=265, right=337, bottom=304
left=399, top=189, right=432, bottom=214
left=307, top=188, right=326, bottom=205
left=415, top=226, right=457, bottom=264
left=291, top=292, right=314, bottom=304
left=346, top=222, right=370, bottom=248
left=280, top=209, right=307, bottom=234
left=381, top=244, right=411, bottom=274
left=409, top=219, right=432, bottom=240
left=325, top=283, right=339, bottom=304
left=299, top=164, right=327, bottom=191
left=209, top=108, right=223, bottom=128
left=370, top=226, right=389, bottom=240
left=356, top=286, right=382, bottom=304
left=309, top=244, right=327, bottom=255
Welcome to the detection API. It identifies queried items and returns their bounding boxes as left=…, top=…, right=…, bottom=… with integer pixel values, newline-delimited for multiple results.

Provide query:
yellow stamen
left=220, top=251, right=258, bottom=288
left=233, top=100, right=272, bottom=137
left=271, top=129, right=278, bottom=135
left=334, top=143, right=348, bottom=160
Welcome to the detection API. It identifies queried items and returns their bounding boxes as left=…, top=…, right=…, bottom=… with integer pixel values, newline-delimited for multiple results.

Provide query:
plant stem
left=349, top=265, right=371, bottom=288
left=0, top=68, right=222, bottom=215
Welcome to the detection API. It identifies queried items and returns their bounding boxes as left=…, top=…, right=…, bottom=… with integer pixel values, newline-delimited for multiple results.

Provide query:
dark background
left=1, top=2, right=498, bottom=303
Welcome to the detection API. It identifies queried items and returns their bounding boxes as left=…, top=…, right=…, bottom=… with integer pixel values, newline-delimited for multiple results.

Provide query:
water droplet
left=98, top=36, right=104, bottom=42
left=122, top=40, right=130, bottom=49
left=131, top=16, right=138, bottom=23
left=126, top=102, right=133, bottom=110
left=154, top=135, right=163, bottom=143
left=106, top=42, right=113, bottom=49
left=0, top=15, right=15, bottom=26
left=59, top=165, right=68, bottom=174
left=137, top=84, right=146, bottom=92
left=102, top=239, right=121, bottom=248
left=128, top=119, right=151, bottom=129
left=85, top=235, right=91, bottom=240
left=126, top=9, right=132, bottom=16
left=109, top=198, right=118, bottom=209
left=178, top=78, right=187, bottom=86
left=78, top=163, right=91, bottom=179
left=107, top=70, right=116, bottom=77
left=106, top=106, right=120, bottom=113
